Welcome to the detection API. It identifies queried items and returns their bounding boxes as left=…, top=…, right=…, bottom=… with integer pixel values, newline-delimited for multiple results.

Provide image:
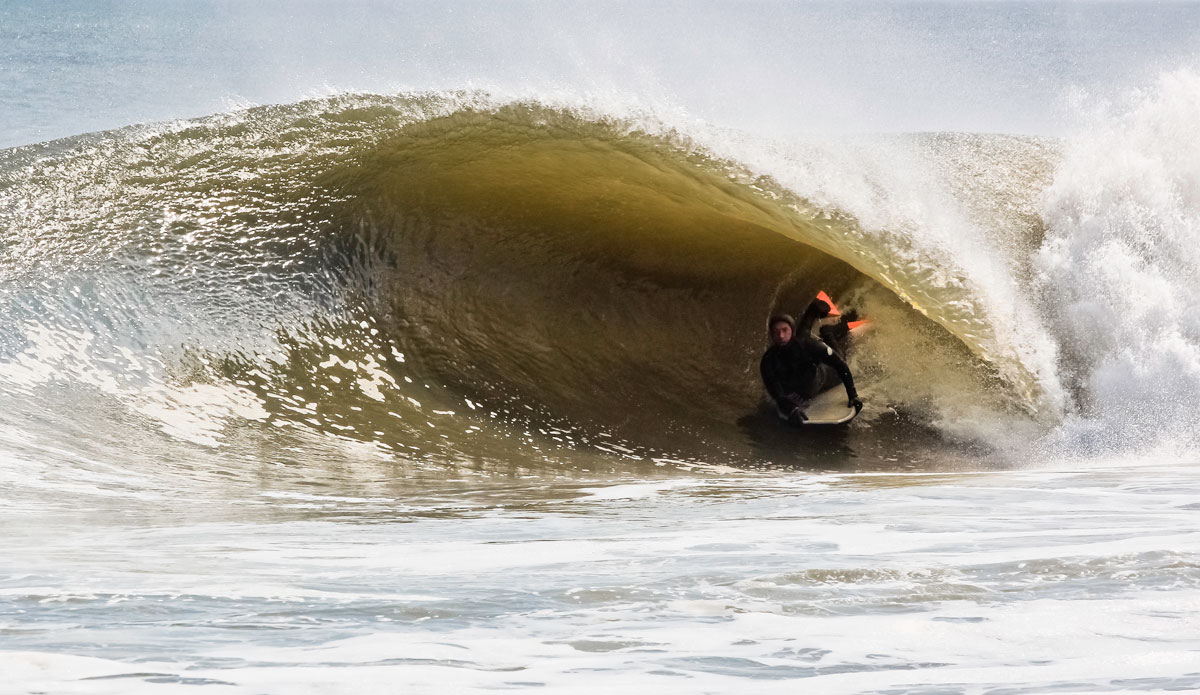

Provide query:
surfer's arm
left=759, top=354, right=789, bottom=408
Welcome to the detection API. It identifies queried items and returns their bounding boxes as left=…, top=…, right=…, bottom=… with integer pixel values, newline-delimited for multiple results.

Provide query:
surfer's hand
left=849, top=396, right=863, bottom=412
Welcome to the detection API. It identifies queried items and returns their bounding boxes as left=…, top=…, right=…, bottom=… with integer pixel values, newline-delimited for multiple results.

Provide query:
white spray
left=1036, top=68, right=1200, bottom=456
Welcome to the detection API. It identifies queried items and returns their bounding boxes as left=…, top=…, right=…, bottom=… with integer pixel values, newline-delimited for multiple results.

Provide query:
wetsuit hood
left=767, top=313, right=796, bottom=334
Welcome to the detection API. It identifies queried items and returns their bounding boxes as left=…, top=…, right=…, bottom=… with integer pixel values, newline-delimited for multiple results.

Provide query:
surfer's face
left=770, top=321, right=793, bottom=346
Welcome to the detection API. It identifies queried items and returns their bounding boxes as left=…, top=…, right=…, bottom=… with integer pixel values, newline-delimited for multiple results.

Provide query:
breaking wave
left=1, top=75, right=1196, bottom=470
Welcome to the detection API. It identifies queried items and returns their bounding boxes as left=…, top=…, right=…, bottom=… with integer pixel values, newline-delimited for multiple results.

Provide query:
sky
left=2, top=0, right=1200, bottom=147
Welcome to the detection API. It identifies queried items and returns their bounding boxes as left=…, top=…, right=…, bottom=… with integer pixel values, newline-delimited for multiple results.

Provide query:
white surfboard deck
left=796, top=386, right=859, bottom=426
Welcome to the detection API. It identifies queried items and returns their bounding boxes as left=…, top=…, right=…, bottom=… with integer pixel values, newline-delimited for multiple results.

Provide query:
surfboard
left=795, top=386, right=861, bottom=425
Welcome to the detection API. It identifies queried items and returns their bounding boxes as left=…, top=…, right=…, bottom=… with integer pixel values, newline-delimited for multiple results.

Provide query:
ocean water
left=3, top=2, right=1200, bottom=692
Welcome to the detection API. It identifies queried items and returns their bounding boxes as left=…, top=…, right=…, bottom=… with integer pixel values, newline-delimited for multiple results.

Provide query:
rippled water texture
left=5, top=462, right=1200, bottom=693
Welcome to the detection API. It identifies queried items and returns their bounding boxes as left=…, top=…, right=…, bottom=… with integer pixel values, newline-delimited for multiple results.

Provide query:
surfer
left=760, top=305, right=862, bottom=424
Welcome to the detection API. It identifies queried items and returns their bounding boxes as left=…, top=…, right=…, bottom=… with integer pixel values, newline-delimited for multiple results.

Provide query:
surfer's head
left=768, top=314, right=795, bottom=346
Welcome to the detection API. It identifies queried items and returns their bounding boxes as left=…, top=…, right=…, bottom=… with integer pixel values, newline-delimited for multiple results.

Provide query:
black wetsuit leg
left=818, top=322, right=851, bottom=359
left=806, top=362, right=843, bottom=398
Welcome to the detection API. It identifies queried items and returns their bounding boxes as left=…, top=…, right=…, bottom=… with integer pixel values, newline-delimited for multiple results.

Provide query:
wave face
left=1, top=81, right=1195, bottom=471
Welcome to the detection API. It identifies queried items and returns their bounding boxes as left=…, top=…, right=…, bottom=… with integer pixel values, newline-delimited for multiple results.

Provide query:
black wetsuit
left=798, top=301, right=853, bottom=359
left=760, top=336, right=858, bottom=415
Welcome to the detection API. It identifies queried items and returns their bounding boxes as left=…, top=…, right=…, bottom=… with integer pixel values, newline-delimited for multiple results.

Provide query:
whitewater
left=3, top=2, right=1200, bottom=693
